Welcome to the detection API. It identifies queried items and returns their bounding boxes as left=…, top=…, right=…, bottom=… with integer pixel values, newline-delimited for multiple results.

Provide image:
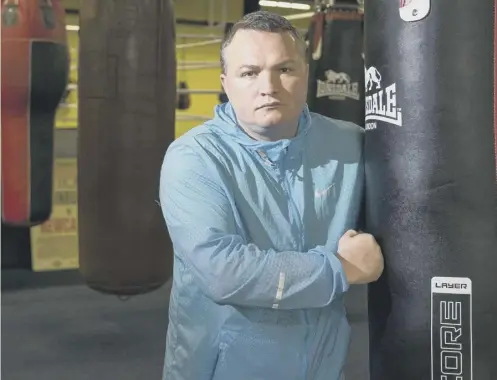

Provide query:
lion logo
left=365, top=66, right=382, bottom=91
left=325, top=70, right=350, bottom=83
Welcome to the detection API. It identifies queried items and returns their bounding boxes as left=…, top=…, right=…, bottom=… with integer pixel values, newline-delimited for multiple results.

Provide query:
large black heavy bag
left=364, top=0, right=497, bottom=379
left=306, top=1, right=364, bottom=126
left=78, top=0, right=176, bottom=296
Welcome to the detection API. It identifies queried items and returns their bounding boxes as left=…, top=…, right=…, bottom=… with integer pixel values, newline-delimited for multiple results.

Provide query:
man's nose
left=258, top=71, right=279, bottom=96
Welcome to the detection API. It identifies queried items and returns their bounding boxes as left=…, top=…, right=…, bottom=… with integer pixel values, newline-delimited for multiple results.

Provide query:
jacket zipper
left=257, top=148, right=305, bottom=249
left=258, top=148, right=308, bottom=378
left=282, top=149, right=304, bottom=250
left=281, top=150, right=308, bottom=380
left=282, top=171, right=304, bottom=251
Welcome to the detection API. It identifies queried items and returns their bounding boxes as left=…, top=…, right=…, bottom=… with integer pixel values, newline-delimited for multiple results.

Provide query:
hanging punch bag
left=1, top=0, right=69, bottom=226
left=306, top=0, right=364, bottom=126
left=364, top=0, right=497, bottom=379
left=78, top=0, right=176, bottom=296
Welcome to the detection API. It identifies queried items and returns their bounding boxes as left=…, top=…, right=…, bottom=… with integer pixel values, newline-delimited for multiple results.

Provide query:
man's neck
left=239, top=120, right=299, bottom=142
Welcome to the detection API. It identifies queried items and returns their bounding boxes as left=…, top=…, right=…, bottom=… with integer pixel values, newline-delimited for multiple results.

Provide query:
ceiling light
left=259, top=1, right=312, bottom=11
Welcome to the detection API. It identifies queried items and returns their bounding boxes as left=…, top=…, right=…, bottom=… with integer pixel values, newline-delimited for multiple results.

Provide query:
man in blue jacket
left=159, top=10, right=384, bottom=380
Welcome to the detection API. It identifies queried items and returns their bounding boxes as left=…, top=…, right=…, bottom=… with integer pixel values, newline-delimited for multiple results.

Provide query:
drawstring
left=256, top=147, right=304, bottom=182
left=256, top=149, right=277, bottom=168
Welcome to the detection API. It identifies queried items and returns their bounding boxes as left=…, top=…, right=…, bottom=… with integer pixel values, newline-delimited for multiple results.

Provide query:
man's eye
left=241, top=71, right=256, bottom=77
left=280, top=67, right=292, bottom=73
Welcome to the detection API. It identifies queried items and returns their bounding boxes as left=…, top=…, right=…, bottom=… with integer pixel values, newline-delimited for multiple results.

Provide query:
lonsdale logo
left=316, top=69, right=360, bottom=101
left=364, top=66, right=402, bottom=130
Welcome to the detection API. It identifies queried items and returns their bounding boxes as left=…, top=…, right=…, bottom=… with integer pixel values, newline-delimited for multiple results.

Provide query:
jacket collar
left=230, top=104, right=312, bottom=163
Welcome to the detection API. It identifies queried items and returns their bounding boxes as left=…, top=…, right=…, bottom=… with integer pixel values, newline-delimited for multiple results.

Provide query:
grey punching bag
left=77, top=0, right=176, bottom=296
left=364, top=0, right=497, bottom=379
left=306, top=1, right=364, bottom=126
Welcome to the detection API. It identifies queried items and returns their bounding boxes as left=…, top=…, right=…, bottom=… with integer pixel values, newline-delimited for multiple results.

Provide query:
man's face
left=220, top=29, right=309, bottom=133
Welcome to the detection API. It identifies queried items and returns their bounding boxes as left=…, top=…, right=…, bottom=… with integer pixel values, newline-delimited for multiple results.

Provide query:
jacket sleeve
left=159, top=141, right=349, bottom=310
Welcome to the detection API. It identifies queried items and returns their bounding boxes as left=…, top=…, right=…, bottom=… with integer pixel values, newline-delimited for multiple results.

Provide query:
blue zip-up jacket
left=159, top=103, right=364, bottom=380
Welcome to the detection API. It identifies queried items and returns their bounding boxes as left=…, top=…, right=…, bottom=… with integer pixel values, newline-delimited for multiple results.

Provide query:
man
left=159, top=10, right=383, bottom=380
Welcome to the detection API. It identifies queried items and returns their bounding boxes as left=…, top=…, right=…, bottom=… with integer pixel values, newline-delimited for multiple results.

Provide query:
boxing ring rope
left=178, top=63, right=221, bottom=71
left=176, top=39, right=222, bottom=50
left=63, top=83, right=222, bottom=92
left=177, top=33, right=224, bottom=39
left=176, top=89, right=223, bottom=94
left=179, top=60, right=221, bottom=65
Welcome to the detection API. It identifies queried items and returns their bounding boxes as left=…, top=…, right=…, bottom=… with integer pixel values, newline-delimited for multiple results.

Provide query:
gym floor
left=2, top=271, right=369, bottom=380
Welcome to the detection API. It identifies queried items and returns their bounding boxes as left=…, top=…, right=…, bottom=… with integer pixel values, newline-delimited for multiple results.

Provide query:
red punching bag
left=1, top=0, right=69, bottom=226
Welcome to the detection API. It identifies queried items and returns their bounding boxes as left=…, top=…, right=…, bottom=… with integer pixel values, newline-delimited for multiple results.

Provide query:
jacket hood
left=204, top=102, right=312, bottom=160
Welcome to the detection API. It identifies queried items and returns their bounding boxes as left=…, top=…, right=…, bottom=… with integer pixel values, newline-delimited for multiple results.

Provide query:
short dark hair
left=220, top=10, right=307, bottom=74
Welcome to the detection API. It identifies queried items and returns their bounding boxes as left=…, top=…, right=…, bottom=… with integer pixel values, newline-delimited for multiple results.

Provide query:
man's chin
left=256, top=114, right=284, bottom=127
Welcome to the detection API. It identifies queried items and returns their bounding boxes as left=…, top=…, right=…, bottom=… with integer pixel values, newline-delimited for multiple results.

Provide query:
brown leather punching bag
left=1, top=0, right=69, bottom=226
left=77, top=0, right=176, bottom=296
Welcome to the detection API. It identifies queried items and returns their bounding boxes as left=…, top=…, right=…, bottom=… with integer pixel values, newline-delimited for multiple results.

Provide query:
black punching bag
left=365, top=0, right=497, bottom=379
left=306, top=1, right=364, bottom=125
left=77, top=0, right=176, bottom=296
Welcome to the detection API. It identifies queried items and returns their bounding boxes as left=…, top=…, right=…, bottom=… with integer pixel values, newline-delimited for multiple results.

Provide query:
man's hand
left=337, top=229, right=384, bottom=285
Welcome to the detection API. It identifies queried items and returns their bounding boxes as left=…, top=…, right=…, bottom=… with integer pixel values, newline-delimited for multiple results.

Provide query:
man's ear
left=219, top=74, right=229, bottom=103
left=220, top=73, right=229, bottom=97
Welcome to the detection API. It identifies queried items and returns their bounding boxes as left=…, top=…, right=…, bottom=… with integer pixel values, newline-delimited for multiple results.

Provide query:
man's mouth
left=257, top=102, right=282, bottom=110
